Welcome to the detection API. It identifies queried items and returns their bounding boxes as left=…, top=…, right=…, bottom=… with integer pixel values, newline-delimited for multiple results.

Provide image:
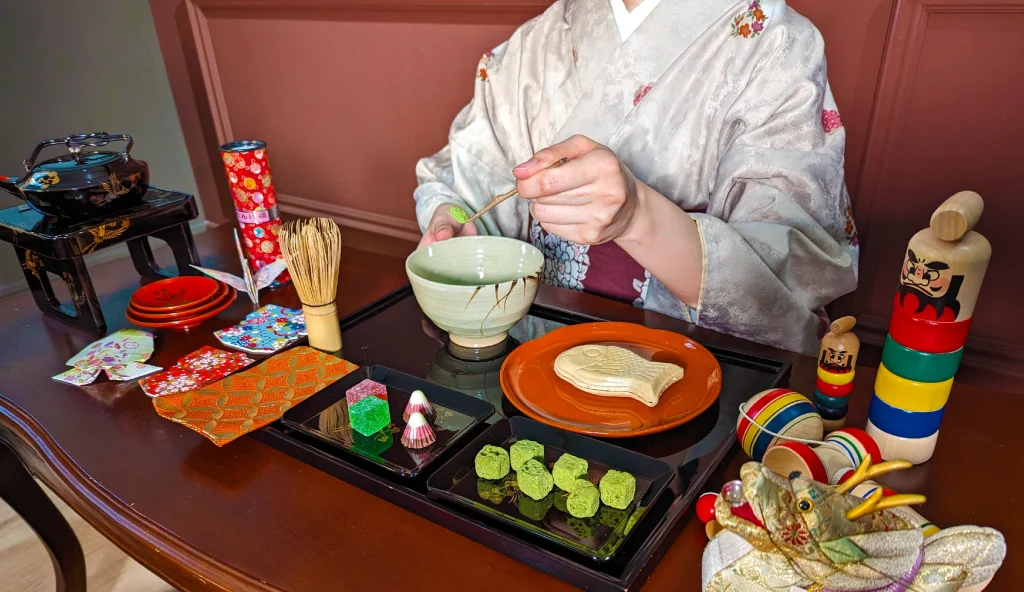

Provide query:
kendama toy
left=813, top=316, right=859, bottom=432
left=867, top=191, right=990, bottom=464
left=762, top=427, right=880, bottom=485
left=737, top=388, right=823, bottom=462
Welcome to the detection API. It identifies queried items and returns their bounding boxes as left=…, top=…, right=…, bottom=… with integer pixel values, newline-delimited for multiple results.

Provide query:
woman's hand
left=418, top=204, right=478, bottom=248
left=512, top=135, right=644, bottom=245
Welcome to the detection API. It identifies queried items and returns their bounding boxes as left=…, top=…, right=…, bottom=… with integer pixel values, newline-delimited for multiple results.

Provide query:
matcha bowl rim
left=405, top=236, right=545, bottom=349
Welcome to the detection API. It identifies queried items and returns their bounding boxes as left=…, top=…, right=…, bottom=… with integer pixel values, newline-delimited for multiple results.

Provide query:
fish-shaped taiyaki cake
left=553, top=344, right=684, bottom=407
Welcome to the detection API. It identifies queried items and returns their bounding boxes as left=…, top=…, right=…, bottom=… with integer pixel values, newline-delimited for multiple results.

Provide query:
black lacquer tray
left=252, top=287, right=791, bottom=591
left=428, top=416, right=673, bottom=562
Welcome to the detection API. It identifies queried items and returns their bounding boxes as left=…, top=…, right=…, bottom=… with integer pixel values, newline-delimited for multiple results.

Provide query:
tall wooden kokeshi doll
left=867, top=191, right=990, bottom=464
left=813, top=316, right=859, bottom=432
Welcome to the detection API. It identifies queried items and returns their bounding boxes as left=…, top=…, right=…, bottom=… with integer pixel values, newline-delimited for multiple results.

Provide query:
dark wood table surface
left=0, top=226, right=1018, bottom=591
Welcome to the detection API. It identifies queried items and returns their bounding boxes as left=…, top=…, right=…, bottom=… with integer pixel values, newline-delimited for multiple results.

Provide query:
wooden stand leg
left=0, top=442, right=86, bottom=592
left=15, top=247, right=106, bottom=335
left=126, top=223, right=200, bottom=279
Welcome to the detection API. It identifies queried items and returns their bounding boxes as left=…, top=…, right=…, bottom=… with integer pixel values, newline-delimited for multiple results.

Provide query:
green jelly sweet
left=599, top=470, right=637, bottom=510
left=566, top=515, right=598, bottom=538
left=517, top=459, right=554, bottom=501
left=509, top=439, right=545, bottom=471
left=553, top=454, right=588, bottom=491
left=566, top=479, right=600, bottom=518
left=475, top=445, right=510, bottom=480
left=599, top=505, right=629, bottom=529
left=349, top=396, right=391, bottom=436
left=518, top=492, right=553, bottom=522
left=351, top=428, right=393, bottom=457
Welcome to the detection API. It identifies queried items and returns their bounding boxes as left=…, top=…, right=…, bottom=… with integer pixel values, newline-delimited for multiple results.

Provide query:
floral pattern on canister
left=822, top=109, right=843, bottom=134
left=220, top=144, right=287, bottom=282
left=731, top=1, right=768, bottom=38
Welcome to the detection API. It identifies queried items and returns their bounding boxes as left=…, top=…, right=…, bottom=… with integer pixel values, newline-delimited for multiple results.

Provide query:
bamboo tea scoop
left=460, top=157, right=568, bottom=225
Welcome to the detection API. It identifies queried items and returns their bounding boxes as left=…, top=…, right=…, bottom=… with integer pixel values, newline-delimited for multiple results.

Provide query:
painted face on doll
left=900, top=249, right=951, bottom=296
left=819, top=347, right=853, bottom=373
left=898, top=248, right=965, bottom=319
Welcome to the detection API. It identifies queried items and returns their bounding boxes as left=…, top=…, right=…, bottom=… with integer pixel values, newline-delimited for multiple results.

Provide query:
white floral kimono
left=413, top=0, right=859, bottom=355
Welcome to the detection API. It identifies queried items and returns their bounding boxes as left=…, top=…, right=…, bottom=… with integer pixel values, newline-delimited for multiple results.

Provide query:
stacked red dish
left=127, top=276, right=236, bottom=331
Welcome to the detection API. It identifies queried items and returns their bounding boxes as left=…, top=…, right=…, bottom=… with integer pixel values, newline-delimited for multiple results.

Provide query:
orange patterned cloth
left=153, top=346, right=357, bottom=447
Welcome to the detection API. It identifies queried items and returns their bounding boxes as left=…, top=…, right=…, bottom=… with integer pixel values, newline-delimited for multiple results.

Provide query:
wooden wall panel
left=852, top=0, right=1024, bottom=382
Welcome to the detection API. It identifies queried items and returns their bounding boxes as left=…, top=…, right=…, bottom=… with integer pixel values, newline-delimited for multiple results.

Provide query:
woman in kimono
left=413, top=0, right=859, bottom=355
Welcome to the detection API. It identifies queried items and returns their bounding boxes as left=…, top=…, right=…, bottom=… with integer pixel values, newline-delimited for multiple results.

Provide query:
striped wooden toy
left=737, top=388, right=823, bottom=462
left=762, top=441, right=829, bottom=483
left=814, top=427, right=881, bottom=484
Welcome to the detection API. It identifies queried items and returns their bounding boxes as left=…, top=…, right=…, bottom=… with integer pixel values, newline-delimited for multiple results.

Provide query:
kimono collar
left=560, top=0, right=741, bottom=146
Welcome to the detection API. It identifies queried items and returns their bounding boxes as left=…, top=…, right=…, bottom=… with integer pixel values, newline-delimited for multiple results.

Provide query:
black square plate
left=426, top=416, right=672, bottom=562
left=281, top=366, right=495, bottom=478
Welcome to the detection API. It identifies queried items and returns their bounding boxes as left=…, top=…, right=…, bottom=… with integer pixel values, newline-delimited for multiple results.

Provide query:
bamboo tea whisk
left=280, top=217, right=343, bottom=352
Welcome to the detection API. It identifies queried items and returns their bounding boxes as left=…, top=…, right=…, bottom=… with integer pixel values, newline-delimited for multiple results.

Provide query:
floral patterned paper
left=53, top=329, right=161, bottom=386
left=213, top=304, right=306, bottom=354
left=220, top=145, right=288, bottom=282
left=140, top=346, right=254, bottom=398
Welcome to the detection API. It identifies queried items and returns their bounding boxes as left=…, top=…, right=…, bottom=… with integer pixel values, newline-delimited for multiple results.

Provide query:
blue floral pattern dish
left=214, top=304, right=306, bottom=354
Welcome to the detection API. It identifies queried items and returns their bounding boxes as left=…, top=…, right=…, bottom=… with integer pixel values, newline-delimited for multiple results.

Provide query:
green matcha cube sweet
left=566, top=479, right=600, bottom=518
left=475, top=445, right=510, bottom=480
left=516, top=458, right=554, bottom=501
left=553, top=454, right=588, bottom=491
left=553, top=491, right=569, bottom=513
left=518, top=492, right=554, bottom=522
left=599, top=469, right=637, bottom=510
left=348, top=396, right=391, bottom=436
left=509, top=439, right=545, bottom=471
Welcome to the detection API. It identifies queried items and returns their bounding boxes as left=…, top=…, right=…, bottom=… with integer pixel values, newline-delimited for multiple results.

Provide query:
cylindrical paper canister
left=220, top=140, right=289, bottom=285
left=881, top=334, right=963, bottom=383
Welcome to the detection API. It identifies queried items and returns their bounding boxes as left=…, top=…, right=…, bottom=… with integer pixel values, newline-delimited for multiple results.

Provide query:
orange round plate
left=127, top=283, right=230, bottom=320
left=500, top=322, right=722, bottom=438
left=131, top=276, right=220, bottom=313
left=126, top=288, right=237, bottom=330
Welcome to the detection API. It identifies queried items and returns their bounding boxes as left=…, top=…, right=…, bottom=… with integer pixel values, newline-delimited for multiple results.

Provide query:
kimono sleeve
left=414, top=34, right=534, bottom=240
left=687, top=14, right=859, bottom=355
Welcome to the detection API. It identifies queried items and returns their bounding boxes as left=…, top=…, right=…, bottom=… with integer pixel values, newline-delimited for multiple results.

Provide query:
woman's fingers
left=517, top=149, right=612, bottom=199
left=529, top=201, right=591, bottom=225
left=513, top=135, right=599, bottom=178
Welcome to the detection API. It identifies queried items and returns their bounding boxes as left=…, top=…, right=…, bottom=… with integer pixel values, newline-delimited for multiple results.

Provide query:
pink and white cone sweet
left=403, top=389, right=436, bottom=423
left=401, top=411, right=436, bottom=449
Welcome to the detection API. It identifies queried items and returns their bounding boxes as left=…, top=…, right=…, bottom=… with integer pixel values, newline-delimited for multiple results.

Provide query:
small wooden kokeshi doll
left=813, top=316, right=859, bottom=432
left=868, top=192, right=991, bottom=465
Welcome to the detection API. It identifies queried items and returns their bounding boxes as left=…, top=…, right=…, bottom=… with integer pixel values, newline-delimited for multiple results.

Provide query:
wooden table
left=0, top=226, right=1018, bottom=591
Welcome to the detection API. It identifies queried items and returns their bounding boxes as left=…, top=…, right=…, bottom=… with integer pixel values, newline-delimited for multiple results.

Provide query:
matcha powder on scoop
left=449, top=206, right=471, bottom=224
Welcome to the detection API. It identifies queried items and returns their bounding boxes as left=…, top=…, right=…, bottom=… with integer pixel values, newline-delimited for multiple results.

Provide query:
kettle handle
left=23, top=132, right=134, bottom=171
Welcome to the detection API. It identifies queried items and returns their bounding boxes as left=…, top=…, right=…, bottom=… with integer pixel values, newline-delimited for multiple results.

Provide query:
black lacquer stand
left=0, top=187, right=201, bottom=335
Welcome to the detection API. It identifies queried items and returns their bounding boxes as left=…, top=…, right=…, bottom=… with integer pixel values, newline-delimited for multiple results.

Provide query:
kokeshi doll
left=813, top=316, right=859, bottom=432
left=868, top=191, right=991, bottom=465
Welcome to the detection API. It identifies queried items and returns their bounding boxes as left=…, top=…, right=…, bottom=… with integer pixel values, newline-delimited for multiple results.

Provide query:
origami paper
left=153, top=346, right=357, bottom=447
left=140, top=345, right=254, bottom=398
left=191, top=229, right=286, bottom=306
left=53, top=329, right=161, bottom=386
left=214, top=304, right=305, bottom=354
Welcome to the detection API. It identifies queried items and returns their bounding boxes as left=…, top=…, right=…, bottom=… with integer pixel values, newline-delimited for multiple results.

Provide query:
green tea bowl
left=406, top=236, right=545, bottom=348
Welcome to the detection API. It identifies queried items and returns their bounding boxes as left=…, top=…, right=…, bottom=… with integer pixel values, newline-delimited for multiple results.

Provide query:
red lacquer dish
left=500, top=322, right=722, bottom=437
